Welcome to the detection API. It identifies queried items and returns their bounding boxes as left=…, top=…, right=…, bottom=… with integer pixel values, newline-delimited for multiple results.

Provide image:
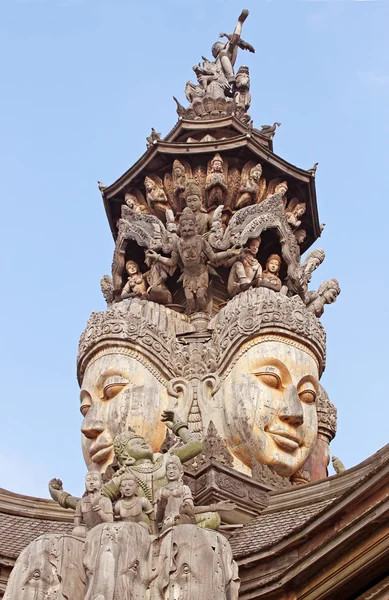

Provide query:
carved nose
left=278, top=386, right=304, bottom=427
left=81, top=407, right=105, bottom=439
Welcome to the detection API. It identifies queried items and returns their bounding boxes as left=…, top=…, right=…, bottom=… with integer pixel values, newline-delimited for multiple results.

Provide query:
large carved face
left=215, top=338, right=319, bottom=477
left=80, top=350, right=169, bottom=472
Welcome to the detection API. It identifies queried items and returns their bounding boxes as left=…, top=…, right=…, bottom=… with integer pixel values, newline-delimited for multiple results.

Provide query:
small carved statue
left=144, top=175, right=171, bottom=214
left=332, top=455, right=346, bottom=474
left=227, top=237, right=262, bottom=298
left=114, top=473, right=158, bottom=534
left=103, top=410, right=203, bottom=503
left=286, top=197, right=306, bottom=230
left=146, top=127, right=161, bottom=148
left=259, top=122, right=281, bottom=139
left=73, top=471, right=113, bottom=538
left=260, top=254, right=282, bottom=292
left=100, top=274, right=114, bottom=306
left=207, top=204, right=225, bottom=249
left=121, top=260, right=148, bottom=300
left=236, top=162, right=263, bottom=209
left=233, top=65, right=251, bottom=123
left=144, top=254, right=173, bottom=305
left=303, top=248, right=325, bottom=284
left=305, top=279, right=340, bottom=317
left=205, top=153, right=228, bottom=209
left=146, top=208, right=241, bottom=314
left=154, top=454, right=236, bottom=532
left=213, top=9, right=255, bottom=86
left=185, top=179, right=211, bottom=235
left=266, top=179, right=288, bottom=206
left=125, top=191, right=150, bottom=214
left=172, top=159, right=187, bottom=209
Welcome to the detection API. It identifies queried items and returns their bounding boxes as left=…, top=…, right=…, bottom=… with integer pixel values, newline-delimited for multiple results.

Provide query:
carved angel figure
left=164, top=160, right=192, bottom=213
left=144, top=175, right=171, bottom=214
left=146, top=208, right=241, bottom=314
left=100, top=274, right=114, bottom=306
left=266, top=179, right=288, bottom=205
left=260, top=254, right=282, bottom=292
left=305, top=279, right=340, bottom=317
left=294, top=229, right=307, bottom=246
left=185, top=179, right=211, bottom=235
left=144, top=253, right=173, bottom=305
left=121, top=260, right=148, bottom=300
left=125, top=191, right=150, bottom=214
left=205, top=153, right=228, bottom=209
left=286, top=197, right=306, bottom=230
left=207, top=205, right=225, bottom=249
left=227, top=237, right=262, bottom=298
left=236, top=162, right=263, bottom=209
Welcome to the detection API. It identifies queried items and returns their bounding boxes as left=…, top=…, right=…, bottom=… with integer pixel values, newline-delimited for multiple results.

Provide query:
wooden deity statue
left=286, top=197, right=306, bottom=229
left=205, top=153, right=228, bottom=209
left=305, top=279, right=341, bottom=317
left=236, top=162, right=263, bottom=209
left=144, top=253, right=173, bottom=305
left=144, top=175, right=171, bottom=214
left=154, top=454, right=236, bottom=532
left=103, top=410, right=203, bottom=503
left=146, top=208, right=241, bottom=314
left=212, top=9, right=255, bottom=86
left=73, top=471, right=113, bottom=538
left=261, top=254, right=282, bottom=292
left=184, top=179, right=211, bottom=235
left=233, top=65, right=251, bottom=123
left=227, top=237, right=262, bottom=297
left=114, top=473, right=158, bottom=534
left=121, top=260, right=148, bottom=300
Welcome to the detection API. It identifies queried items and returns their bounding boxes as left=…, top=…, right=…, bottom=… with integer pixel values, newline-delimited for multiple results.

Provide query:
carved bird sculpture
left=331, top=456, right=346, bottom=474
left=259, top=122, right=281, bottom=139
left=308, top=162, right=319, bottom=176
left=97, top=181, right=106, bottom=192
left=146, top=128, right=161, bottom=148
left=173, top=96, right=188, bottom=119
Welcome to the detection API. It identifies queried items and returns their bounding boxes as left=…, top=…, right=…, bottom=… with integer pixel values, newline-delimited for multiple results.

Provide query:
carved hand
left=180, top=502, right=195, bottom=517
left=238, top=9, right=249, bottom=23
left=161, top=409, right=179, bottom=430
left=92, top=503, right=102, bottom=513
left=49, top=478, right=63, bottom=491
left=229, top=244, right=243, bottom=256
left=145, top=250, right=159, bottom=263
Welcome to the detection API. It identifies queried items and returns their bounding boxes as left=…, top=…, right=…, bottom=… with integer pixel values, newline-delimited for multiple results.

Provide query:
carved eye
left=299, top=390, right=316, bottom=405
left=131, top=560, right=139, bottom=572
left=103, top=376, right=129, bottom=401
left=80, top=391, right=91, bottom=416
left=256, top=372, right=281, bottom=390
left=32, top=570, right=40, bottom=580
left=182, top=564, right=190, bottom=575
left=80, top=404, right=90, bottom=417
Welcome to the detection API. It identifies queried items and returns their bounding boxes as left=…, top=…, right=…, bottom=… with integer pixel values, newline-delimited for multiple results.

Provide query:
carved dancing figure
left=73, top=471, right=113, bottom=538
left=305, top=279, right=340, bottom=317
left=144, top=253, right=173, bottom=305
left=207, top=204, right=225, bottom=249
left=286, top=197, right=306, bottom=230
left=121, top=260, right=148, bottom=300
left=184, top=179, right=211, bottom=235
left=114, top=473, right=158, bottom=534
left=205, top=153, right=228, bottom=209
left=146, top=208, right=241, bottom=314
left=144, top=175, right=171, bottom=214
left=236, top=162, right=263, bottom=209
left=260, top=254, right=282, bottom=292
left=227, top=238, right=262, bottom=297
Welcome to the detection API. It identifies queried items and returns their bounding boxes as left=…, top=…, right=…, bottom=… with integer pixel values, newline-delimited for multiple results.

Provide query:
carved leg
left=196, top=288, right=208, bottom=312
left=184, top=288, right=196, bottom=314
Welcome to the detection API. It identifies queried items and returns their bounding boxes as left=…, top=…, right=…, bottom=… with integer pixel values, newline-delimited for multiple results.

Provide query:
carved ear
left=167, top=378, right=193, bottom=423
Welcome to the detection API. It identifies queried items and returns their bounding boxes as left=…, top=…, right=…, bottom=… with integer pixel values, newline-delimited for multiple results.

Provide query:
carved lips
left=89, top=440, right=113, bottom=463
left=265, top=427, right=301, bottom=452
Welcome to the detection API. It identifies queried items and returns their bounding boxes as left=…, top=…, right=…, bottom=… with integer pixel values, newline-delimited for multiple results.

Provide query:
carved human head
left=125, top=260, right=139, bottom=275
left=294, top=229, right=307, bottom=245
left=165, top=454, right=184, bottom=482
left=248, top=237, right=261, bottom=255
left=185, top=180, right=202, bottom=212
left=209, top=287, right=325, bottom=478
left=318, top=279, right=340, bottom=304
left=250, top=164, right=262, bottom=183
left=211, top=153, right=223, bottom=171
left=179, top=207, right=197, bottom=237
left=120, top=473, right=138, bottom=498
left=296, top=203, right=306, bottom=218
left=173, top=160, right=185, bottom=178
left=266, top=254, right=281, bottom=274
left=211, top=41, right=226, bottom=59
left=114, top=430, right=153, bottom=466
left=85, top=471, right=102, bottom=493
left=236, top=65, right=250, bottom=90
left=275, top=181, right=288, bottom=196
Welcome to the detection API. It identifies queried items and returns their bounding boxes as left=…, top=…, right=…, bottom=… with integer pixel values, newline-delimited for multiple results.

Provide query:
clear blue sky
left=0, top=0, right=388, bottom=498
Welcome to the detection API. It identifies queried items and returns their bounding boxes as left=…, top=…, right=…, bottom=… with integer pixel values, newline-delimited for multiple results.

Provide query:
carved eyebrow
left=96, top=370, right=129, bottom=390
left=297, top=375, right=319, bottom=393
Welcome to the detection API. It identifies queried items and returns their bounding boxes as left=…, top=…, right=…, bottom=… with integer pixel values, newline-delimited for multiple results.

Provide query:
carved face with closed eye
left=214, top=337, right=319, bottom=477
left=79, top=350, right=170, bottom=473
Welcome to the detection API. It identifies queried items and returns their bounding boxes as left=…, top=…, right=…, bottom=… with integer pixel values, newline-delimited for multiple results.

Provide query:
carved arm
left=48, top=478, right=79, bottom=510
